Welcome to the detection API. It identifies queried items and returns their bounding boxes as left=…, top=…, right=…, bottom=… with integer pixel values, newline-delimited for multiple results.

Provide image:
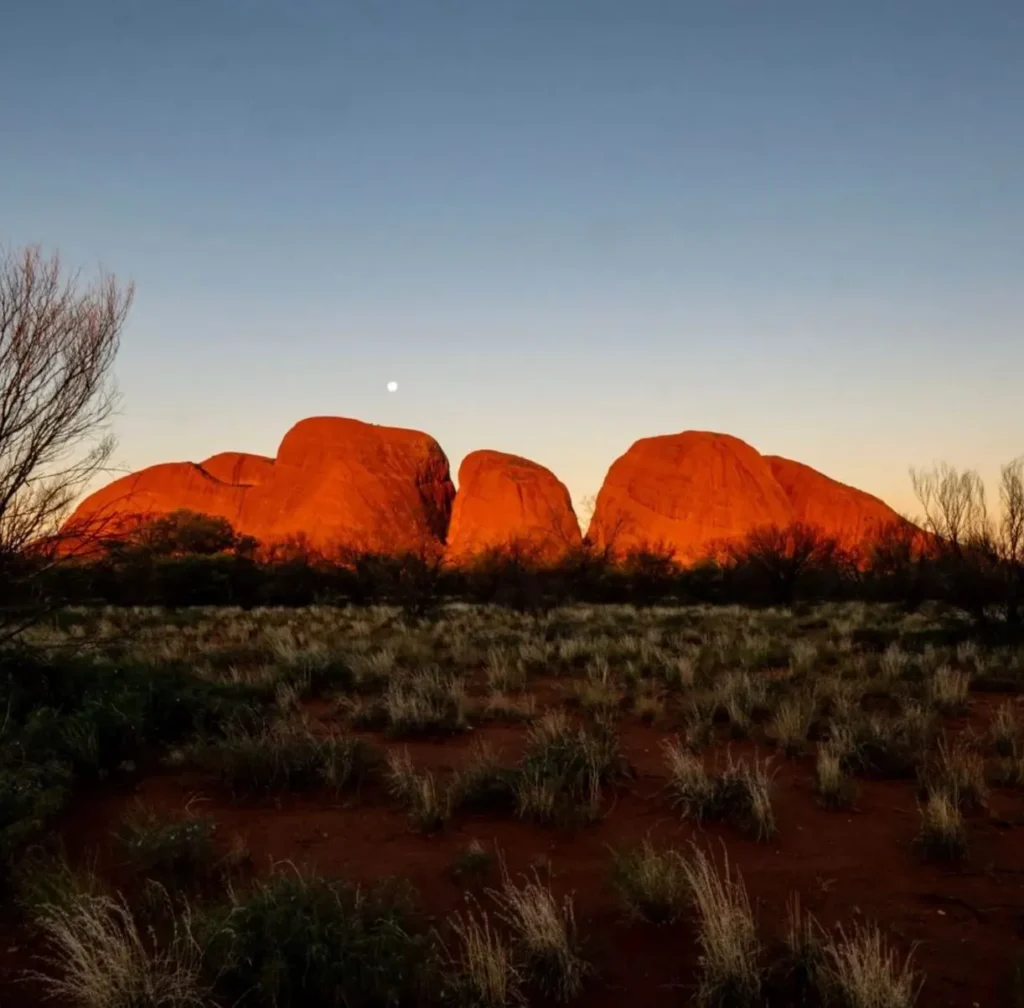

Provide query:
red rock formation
left=765, top=455, right=911, bottom=554
left=200, top=452, right=275, bottom=486
left=587, top=430, right=911, bottom=563
left=65, top=417, right=455, bottom=556
left=248, top=417, right=454, bottom=555
left=64, top=462, right=250, bottom=542
left=445, top=450, right=581, bottom=564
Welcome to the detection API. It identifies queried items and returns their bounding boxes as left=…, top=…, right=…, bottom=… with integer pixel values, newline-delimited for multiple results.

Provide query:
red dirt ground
left=4, top=700, right=1024, bottom=1007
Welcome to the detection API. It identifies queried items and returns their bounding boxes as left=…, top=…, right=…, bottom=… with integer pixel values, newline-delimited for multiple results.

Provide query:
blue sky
left=3, top=1, right=1022, bottom=517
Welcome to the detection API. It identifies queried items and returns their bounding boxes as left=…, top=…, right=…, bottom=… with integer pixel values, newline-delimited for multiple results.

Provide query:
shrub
left=203, top=869, right=437, bottom=1008
left=116, top=805, right=219, bottom=887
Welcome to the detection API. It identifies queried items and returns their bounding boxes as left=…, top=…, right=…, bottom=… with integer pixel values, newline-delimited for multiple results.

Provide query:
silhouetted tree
left=0, top=246, right=133, bottom=633
left=728, top=522, right=844, bottom=606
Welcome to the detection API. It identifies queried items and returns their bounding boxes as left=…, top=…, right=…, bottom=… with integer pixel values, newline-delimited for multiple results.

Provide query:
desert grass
left=449, top=742, right=516, bottom=814
left=713, top=671, right=770, bottom=739
left=611, top=840, right=690, bottom=924
left=815, top=741, right=856, bottom=809
left=820, top=921, right=921, bottom=1008
left=380, top=668, right=469, bottom=736
left=662, top=742, right=777, bottom=840
left=479, top=691, right=536, bottom=722
left=916, top=789, right=968, bottom=860
left=25, top=886, right=210, bottom=1008
left=445, top=898, right=523, bottom=1007
left=928, top=665, right=971, bottom=716
left=185, top=718, right=378, bottom=797
left=918, top=736, right=988, bottom=811
left=769, top=694, right=815, bottom=757
left=385, top=748, right=451, bottom=832
left=681, top=843, right=761, bottom=1006
left=513, top=712, right=623, bottom=826
left=991, top=701, right=1021, bottom=758
left=489, top=864, right=588, bottom=1004
left=837, top=706, right=933, bottom=780
left=781, top=893, right=825, bottom=998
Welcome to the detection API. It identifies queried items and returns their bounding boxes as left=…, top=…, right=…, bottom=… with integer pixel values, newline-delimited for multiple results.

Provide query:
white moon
left=386, top=381, right=398, bottom=393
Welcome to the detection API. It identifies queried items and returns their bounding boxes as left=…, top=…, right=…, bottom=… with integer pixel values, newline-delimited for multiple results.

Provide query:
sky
left=2, top=1, right=1022, bottom=521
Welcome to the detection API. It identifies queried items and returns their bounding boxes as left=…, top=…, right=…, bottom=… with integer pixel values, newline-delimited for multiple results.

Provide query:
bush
left=202, top=869, right=437, bottom=1008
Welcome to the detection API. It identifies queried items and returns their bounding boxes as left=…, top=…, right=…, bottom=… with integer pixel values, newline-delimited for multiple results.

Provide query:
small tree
left=908, top=461, right=1023, bottom=626
left=998, top=459, right=1024, bottom=625
left=113, top=509, right=254, bottom=558
left=728, top=522, right=845, bottom=606
left=0, top=246, right=133, bottom=629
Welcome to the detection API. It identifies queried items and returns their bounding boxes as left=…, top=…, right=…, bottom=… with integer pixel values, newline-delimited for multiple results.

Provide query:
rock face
left=248, top=417, right=454, bottom=554
left=445, top=450, right=581, bottom=564
left=199, top=452, right=275, bottom=487
left=68, top=417, right=912, bottom=566
left=765, top=455, right=908, bottom=553
left=66, top=462, right=250, bottom=541
left=587, top=430, right=909, bottom=562
left=587, top=432, right=793, bottom=562
left=65, top=417, right=455, bottom=556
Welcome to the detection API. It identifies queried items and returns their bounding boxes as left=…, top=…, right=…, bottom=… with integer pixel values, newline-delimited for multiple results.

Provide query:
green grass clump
left=115, top=805, right=220, bottom=887
left=513, top=713, right=624, bottom=826
left=385, top=749, right=451, bottom=833
left=662, top=742, right=776, bottom=840
left=186, top=719, right=379, bottom=798
left=202, top=868, right=437, bottom=1008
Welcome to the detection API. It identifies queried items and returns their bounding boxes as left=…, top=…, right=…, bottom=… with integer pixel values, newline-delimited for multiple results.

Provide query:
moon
left=386, top=381, right=398, bottom=393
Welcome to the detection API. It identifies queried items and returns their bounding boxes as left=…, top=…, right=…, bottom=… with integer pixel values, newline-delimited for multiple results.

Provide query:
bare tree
left=908, top=461, right=1024, bottom=625
left=910, top=462, right=991, bottom=552
left=0, top=245, right=133, bottom=619
left=999, top=459, right=1024, bottom=625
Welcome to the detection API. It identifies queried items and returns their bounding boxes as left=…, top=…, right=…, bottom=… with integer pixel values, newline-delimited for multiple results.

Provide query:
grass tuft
left=681, top=843, right=762, bottom=1006
left=611, top=840, right=690, bottom=924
